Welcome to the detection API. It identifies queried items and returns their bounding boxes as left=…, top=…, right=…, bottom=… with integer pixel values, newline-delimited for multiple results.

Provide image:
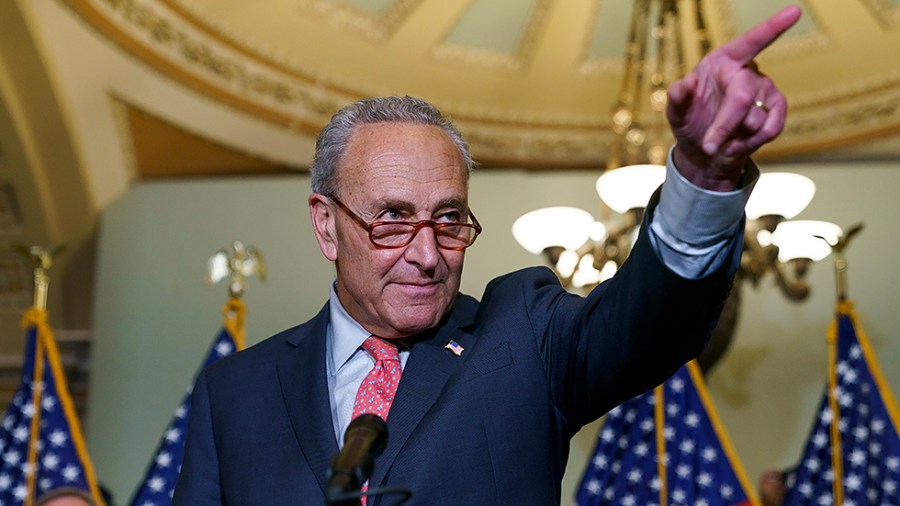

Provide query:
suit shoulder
left=483, top=265, right=560, bottom=292
left=480, top=266, right=566, bottom=306
left=473, top=266, right=573, bottom=330
left=202, top=315, right=320, bottom=385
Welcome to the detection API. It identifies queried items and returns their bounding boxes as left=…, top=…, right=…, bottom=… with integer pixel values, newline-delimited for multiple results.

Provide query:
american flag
left=782, top=302, right=900, bottom=505
left=0, top=309, right=105, bottom=505
left=575, top=361, right=754, bottom=506
left=130, top=299, right=245, bottom=506
left=445, top=340, right=464, bottom=357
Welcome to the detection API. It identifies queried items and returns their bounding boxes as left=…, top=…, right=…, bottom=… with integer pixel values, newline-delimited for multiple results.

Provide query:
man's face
left=311, top=122, right=470, bottom=339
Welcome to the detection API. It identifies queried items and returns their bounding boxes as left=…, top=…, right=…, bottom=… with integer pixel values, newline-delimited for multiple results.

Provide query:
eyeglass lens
left=370, top=222, right=476, bottom=249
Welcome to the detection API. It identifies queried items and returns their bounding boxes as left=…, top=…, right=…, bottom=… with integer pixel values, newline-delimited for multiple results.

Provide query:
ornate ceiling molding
left=780, top=85, right=900, bottom=154
left=293, top=0, right=425, bottom=42
left=61, top=0, right=900, bottom=168
left=66, top=0, right=348, bottom=136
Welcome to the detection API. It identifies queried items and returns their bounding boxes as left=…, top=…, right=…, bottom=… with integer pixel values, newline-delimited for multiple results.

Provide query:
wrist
left=672, top=143, right=746, bottom=192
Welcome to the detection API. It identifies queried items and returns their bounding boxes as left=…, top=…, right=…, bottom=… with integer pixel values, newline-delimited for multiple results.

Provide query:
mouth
left=391, top=281, right=442, bottom=296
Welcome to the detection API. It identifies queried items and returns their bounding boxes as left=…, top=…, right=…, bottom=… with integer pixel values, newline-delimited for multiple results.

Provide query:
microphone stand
left=326, top=414, right=387, bottom=506
left=325, top=415, right=413, bottom=505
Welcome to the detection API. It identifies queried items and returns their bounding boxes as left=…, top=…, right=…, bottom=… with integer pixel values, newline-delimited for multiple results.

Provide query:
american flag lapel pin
left=445, top=340, right=464, bottom=357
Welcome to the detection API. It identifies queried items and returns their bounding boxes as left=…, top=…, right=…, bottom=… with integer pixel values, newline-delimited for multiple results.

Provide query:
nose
left=402, top=225, right=441, bottom=271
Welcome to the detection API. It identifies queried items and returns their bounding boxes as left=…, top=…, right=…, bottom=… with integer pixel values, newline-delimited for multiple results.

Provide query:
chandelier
left=511, top=0, right=842, bottom=373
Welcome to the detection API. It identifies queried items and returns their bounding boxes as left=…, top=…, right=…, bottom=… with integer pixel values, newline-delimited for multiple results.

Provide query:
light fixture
left=745, top=172, right=817, bottom=221
left=771, top=220, right=842, bottom=263
left=595, top=164, right=666, bottom=214
left=512, top=0, right=842, bottom=374
left=512, top=207, right=600, bottom=255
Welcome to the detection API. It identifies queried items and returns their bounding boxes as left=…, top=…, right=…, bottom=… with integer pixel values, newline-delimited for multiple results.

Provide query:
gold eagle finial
left=206, top=241, right=266, bottom=299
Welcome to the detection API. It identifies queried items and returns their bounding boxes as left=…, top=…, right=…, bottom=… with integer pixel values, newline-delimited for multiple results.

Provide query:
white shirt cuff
left=647, top=146, right=758, bottom=279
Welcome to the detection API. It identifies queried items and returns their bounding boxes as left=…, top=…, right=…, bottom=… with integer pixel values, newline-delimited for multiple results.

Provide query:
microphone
left=325, top=413, right=388, bottom=505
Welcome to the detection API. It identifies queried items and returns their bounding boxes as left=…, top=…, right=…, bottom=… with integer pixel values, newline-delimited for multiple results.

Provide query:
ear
left=309, top=193, right=339, bottom=261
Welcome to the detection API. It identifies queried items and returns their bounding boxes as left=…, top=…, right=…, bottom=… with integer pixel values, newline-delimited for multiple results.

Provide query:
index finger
left=719, top=5, right=802, bottom=65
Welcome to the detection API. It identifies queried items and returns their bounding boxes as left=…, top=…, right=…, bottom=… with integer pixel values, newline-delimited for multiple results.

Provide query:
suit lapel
left=369, top=297, right=478, bottom=488
left=276, top=304, right=339, bottom=494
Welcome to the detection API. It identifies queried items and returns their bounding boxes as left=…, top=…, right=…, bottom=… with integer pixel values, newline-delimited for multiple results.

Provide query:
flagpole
left=825, top=321, right=844, bottom=505
left=823, top=223, right=863, bottom=505
left=827, top=223, right=863, bottom=304
left=20, top=246, right=56, bottom=506
left=24, top=317, right=44, bottom=506
left=17, top=245, right=106, bottom=506
left=653, top=386, right=668, bottom=506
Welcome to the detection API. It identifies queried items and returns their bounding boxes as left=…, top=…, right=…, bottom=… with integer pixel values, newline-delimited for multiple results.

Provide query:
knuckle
left=762, top=122, right=785, bottom=139
left=715, top=124, right=733, bottom=136
left=732, top=90, right=755, bottom=108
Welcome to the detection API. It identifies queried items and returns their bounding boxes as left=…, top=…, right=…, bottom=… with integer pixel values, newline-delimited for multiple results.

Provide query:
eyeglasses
left=330, top=197, right=482, bottom=250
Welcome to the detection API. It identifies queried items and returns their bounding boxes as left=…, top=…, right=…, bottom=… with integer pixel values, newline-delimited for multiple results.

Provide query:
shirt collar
left=328, top=281, right=371, bottom=374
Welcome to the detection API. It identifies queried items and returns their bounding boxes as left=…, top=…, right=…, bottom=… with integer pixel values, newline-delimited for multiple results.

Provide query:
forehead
left=336, top=122, right=469, bottom=205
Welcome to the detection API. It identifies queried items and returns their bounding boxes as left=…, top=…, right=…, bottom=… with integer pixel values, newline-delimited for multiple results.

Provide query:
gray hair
left=310, top=96, right=474, bottom=197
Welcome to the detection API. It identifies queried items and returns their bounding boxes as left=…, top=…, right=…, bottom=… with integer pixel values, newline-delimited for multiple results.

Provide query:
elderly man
left=174, top=7, right=801, bottom=505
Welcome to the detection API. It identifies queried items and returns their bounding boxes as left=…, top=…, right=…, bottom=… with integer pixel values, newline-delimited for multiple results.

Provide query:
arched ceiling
left=64, top=0, right=900, bottom=168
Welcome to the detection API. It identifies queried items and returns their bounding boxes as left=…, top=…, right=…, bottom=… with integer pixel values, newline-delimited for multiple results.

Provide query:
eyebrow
left=435, top=197, right=468, bottom=211
left=370, top=197, right=469, bottom=214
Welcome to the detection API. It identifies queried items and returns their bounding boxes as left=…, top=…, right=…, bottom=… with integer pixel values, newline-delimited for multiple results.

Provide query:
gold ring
left=753, top=100, right=770, bottom=113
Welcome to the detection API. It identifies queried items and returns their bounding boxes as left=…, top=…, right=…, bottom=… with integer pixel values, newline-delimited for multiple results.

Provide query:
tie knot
left=362, top=336, right=400, bottom=362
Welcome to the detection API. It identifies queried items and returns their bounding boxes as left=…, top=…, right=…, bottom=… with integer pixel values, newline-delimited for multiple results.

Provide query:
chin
left=394, top=317, right=442, bottom=336
left=386, top=306, right=448, bottom=336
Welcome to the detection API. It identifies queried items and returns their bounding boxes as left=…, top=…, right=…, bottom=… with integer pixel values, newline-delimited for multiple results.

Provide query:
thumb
left=666, top=72, right=698, bottom=127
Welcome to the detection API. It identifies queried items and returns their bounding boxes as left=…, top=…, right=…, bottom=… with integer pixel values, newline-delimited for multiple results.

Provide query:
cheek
left=443, top=251, right=466, bottom=278
left=338, top=240, right=400, bottom=289
left=367, top=250, right=407, bottom=282
left=339, top=227, right=393, bottom=265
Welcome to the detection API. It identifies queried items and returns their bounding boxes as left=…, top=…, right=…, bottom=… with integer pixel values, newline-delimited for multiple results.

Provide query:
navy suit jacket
left=173, top=202, right=735, bottom=505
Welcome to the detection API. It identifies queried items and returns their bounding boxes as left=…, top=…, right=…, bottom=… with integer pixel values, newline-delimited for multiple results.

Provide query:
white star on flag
left=49, top=429, right=68, bottom=446
left=156, top=451, right=172, bottom=468
left=215, top=341, right=234, bottom=356
left=148, top=475, right=166, bottom=492
left=62, top=464, right=81, bottom=482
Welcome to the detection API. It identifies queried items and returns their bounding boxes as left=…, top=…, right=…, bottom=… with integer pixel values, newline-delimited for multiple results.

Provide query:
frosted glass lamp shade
left=772, top=220, right=842, bottom=262
left=596, top=164, right=666, bottom=214
left=572, top=254, right=602, bottom=287
left=512, top=207, right=598, bottom=254
left=745, top=172, right=816, bottom=220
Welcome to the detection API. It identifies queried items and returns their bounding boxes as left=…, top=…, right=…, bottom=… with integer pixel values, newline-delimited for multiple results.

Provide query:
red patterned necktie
left=350, top=336, right=402, bottom=504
